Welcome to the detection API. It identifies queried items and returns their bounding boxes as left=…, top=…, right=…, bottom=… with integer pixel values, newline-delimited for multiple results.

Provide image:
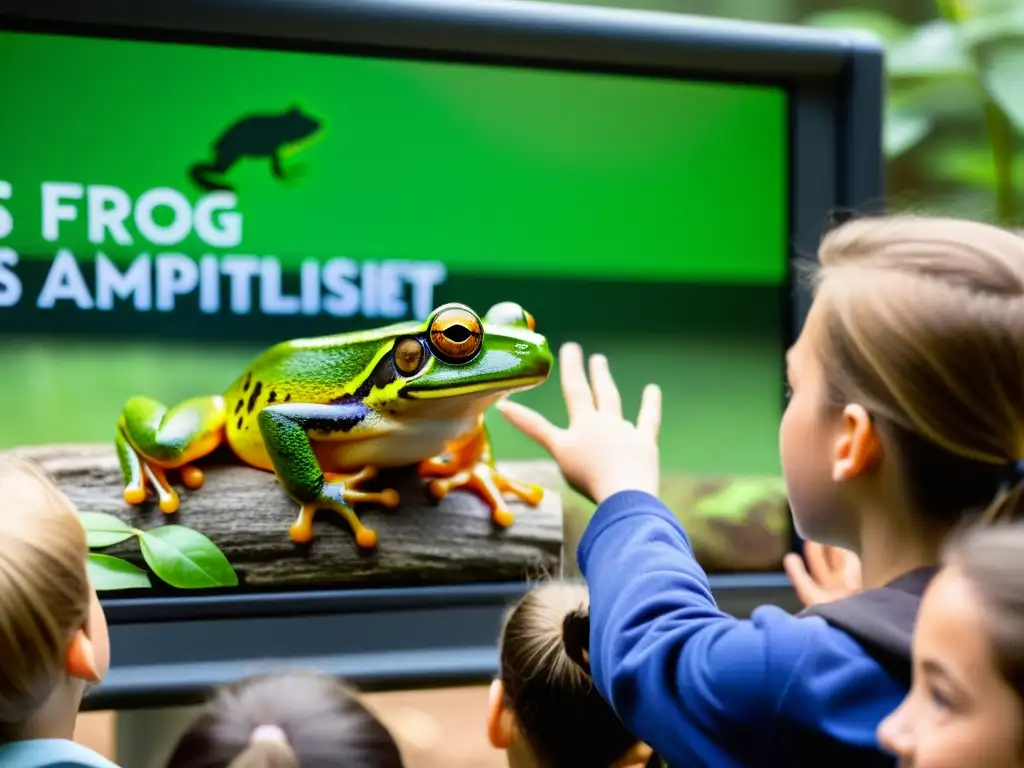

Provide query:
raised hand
left=496, top=342, right=662, bottom=505
left=783, top=541, right=863, bottom=607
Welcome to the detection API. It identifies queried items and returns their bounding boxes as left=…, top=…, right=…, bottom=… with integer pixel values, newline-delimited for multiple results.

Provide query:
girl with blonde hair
left=0, top=457, right=116, bottom=768
left=498, top=215, right=1024, bottom=766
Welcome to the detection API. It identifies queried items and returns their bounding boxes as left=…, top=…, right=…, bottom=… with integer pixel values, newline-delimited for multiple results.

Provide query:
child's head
left=164, top=670, right=404, bottom=768
left=487, top=582, right=651, bottom=768
left=781, top=216, right=1024, bottom=551
left=878, top=522, right=1024, bottom=767
left=0, top=456, right=109, bottom=741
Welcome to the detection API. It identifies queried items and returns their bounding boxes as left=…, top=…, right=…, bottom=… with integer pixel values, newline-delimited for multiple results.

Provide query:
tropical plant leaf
left=87, top=553, right=151, bottom=591
left=137, top=525, right=238, bottom=589
left=964, top=11, right=1024, bottom=131
left=887, top=20, right=975, bottom=80
left=928, top=144, right=1024, bottom=188
left=801, top=9, right=909, bottom=43
left=885, top=108, right=933, bottom=158
left=79, top=511, right=136, bottom=548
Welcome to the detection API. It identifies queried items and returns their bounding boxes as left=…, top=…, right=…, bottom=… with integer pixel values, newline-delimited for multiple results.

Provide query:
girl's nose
left=877, top=702, right=915, bottom=759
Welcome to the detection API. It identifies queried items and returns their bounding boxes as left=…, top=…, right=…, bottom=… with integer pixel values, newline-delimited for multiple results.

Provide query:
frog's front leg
left=116, top=395, right=227, bottom=513
left=418, top=420, right=544, bottom=528
left=257, top=403, right=400, bottom=550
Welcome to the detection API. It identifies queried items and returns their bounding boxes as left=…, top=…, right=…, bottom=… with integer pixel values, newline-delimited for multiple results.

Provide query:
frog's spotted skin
left=114, top=301, right=552, bottom=550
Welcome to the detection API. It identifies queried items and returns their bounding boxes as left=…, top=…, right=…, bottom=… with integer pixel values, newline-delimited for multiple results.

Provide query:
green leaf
left=927, top=144, right=1024, bottom=188
left=885, top=109, right=933, bottom=158
left=801, top=9, right=909, bottom=44
left=78, top=511, right=136, bottom=548
left=887, top=20, right=975, bottom=81
left=964, top=12, right=1024, bottom=130
left=87, top=553, right=151, bottom=591
left=137, top=525, right=238, bottom=589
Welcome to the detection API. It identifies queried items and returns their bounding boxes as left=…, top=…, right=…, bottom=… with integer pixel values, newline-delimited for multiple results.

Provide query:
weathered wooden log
left=1, top=444, right=563, bottom=590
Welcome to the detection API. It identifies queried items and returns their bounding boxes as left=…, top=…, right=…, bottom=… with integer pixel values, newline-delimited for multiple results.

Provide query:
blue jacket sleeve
left=577, top=491, right=905, bottom=767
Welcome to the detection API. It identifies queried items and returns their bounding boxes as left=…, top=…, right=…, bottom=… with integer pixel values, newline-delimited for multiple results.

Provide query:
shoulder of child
left=0, top=739, right=122, bottom=768
left=798, top=566, right=939, bottom=688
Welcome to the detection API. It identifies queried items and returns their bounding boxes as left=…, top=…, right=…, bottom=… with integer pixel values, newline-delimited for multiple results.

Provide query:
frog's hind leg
left=257, top=403, right=400, bottom=550
left=419, top=420, right=544, bottom=529
left=189, top=150, right=239, bottom=192
left=117, top=395, right=227, bottom=513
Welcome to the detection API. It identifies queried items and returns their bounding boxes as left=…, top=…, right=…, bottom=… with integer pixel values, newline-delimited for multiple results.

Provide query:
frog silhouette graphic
left=189, top=106, right=323, bottom=192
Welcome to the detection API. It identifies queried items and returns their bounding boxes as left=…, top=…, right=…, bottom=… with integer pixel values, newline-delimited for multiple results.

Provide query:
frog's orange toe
left=123, top=487, right=147, bottom=505
left=492, top=507, right=515, bottom=528
left=379, top=489, right=400, bottom=508
left=158, top=496, right=180, bottom=514
left=180, top=465, right=205, bottom=490
left=355, top=528, right=379, bottom=549
left=290, top=507, right=316, bottom=544
left=426, top=479, right=450, bottom=500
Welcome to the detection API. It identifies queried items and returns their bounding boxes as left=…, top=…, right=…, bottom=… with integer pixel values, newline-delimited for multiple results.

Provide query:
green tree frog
left=113, top=302, right=553, bottom=551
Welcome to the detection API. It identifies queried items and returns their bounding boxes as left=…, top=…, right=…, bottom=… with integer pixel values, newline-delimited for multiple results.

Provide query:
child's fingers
left=637, top=383, right=662, bottom=441
left=496, top=400, right=560, bottom=453
left=783, top=552, right=826, bottom=607
left=841, top=552, right=863, bottom=591
left=804, top=541, right=832, bottom=584
left=588, top=354, right=622, bottom=417
left=559, top=343, right=595, bottom=421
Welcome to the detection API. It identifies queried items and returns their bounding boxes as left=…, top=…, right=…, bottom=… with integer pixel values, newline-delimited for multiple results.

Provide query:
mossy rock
left=522, top=465, right=789, bottom=577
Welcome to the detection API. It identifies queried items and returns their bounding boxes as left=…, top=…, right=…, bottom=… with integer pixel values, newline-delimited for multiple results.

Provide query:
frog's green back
left=223, top=319, right=422, bottom=409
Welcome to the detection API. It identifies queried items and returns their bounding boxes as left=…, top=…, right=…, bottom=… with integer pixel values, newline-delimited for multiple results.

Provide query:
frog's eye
left=523, top=310, right=536, bottom=332
left=429, top=307, right=483, bottom=362
left=394, top=337, right=426, bottom=375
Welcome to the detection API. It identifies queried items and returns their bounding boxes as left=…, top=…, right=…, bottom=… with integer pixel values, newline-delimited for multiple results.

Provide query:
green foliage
left=137, top=526, right=238, bottom=589
left=79, top=511, right=238, bottom=591
left=78, top=511, right=135, bottom=548
left=87, top=553, right=151, bottom=591
left=804, top=0, right=1022, bottom=226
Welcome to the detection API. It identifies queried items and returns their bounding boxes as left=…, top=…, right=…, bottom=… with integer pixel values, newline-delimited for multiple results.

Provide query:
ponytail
left=499, top=582, right=643, bottom=768
left=561, top=606, right=591, bottom=674
left=227, top=726, right=298, bottom=768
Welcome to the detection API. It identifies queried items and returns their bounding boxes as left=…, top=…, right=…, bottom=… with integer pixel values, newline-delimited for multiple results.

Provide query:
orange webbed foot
left=287, top=466, right=398, bottom=550
left=421, top=460, right=544, bottom=529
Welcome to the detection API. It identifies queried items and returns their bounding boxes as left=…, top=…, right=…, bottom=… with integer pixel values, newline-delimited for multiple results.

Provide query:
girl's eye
left=928, top=685, right=953, bottom=711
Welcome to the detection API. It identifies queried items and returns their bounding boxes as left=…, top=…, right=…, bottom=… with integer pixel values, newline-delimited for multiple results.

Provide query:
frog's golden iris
left=114, top=301, right=553, bottom=551
left=428, top=305, right=483, bottom=361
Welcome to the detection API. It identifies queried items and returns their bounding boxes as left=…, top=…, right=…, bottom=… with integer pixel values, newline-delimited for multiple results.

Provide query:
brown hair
left=942, top=522, right=1024, bottom=698
left=164, top=671, right=405, bottom=768
left=0, top=456, right=92, bottom=736
left=811, top=215, right=1024, bottom=525
left=499, top=582, right=641, bottom=768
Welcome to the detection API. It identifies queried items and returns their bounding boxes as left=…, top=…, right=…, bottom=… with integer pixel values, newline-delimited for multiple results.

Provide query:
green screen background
left=0, top=30, right=788, bottom=570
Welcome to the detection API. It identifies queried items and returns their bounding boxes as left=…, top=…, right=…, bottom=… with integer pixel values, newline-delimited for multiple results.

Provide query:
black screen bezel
left=0, top=0, right=884, bottom=709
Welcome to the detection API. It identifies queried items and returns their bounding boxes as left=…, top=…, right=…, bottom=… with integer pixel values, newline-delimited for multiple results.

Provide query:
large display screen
left=0, top=29, right=789, bottom=595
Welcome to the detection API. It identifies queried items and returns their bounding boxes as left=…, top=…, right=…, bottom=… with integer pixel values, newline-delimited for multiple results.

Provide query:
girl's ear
left=486, top=679, right=514, bottom=750
left=832, top=403, right=882, bottom=482
left=610, top=742, right=655, bottom=768
left=65, top=629, right=101, bottom=683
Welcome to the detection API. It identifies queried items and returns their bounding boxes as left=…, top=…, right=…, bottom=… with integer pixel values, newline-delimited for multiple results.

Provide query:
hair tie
left=249, top=724, right=289, bottom=745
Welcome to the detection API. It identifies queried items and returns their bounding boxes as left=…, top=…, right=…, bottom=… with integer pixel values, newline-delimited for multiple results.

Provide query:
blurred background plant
left=550, top=0, right=1023, bottom=226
